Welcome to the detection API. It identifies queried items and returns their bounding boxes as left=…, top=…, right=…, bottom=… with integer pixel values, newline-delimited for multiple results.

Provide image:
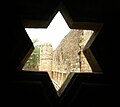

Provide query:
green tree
left=23, top=39, right=40, bottom=71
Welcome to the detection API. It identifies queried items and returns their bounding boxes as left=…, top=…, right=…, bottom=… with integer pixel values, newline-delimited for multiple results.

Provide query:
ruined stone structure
left=24, top=30, right=94, bottom=88
left=51, top=29, right=94, bottom=86
left=39, top=43, right=53, bottom=78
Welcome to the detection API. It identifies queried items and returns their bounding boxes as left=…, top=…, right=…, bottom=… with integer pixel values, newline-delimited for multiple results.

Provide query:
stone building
left=51, top=29, right=93, bottom=86
left=39, top=43, right=53, bottom=78
left=23, top=29, right=94, bottom=88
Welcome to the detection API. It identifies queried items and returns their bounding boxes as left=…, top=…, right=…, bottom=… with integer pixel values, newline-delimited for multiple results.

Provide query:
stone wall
left=52, top=29, right=93, bottom=73
left=51, top=29, right=93, bottom=86
left=39, top=43, right=53, bottom=77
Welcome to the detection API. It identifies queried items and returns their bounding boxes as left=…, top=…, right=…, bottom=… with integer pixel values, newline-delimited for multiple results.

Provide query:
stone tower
left=39, top=43, right=53, bottom=77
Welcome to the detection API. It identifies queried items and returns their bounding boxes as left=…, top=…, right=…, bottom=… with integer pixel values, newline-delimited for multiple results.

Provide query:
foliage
left=23, top=39, right=40, bottom=71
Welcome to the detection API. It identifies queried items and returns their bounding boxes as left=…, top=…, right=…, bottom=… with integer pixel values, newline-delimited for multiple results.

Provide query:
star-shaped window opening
left=23, top=11, right=95, bottom=91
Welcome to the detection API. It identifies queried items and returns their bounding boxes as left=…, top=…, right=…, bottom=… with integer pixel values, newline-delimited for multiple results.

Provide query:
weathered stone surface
left=52, top=29, right=93, bottom=73
left=51, top=29, right=93, bottom=86
left=39, top=43, right=53, bottom=77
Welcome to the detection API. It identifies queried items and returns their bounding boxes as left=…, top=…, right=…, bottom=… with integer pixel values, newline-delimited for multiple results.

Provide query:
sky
left=25, top=11, right=71, bottom=50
